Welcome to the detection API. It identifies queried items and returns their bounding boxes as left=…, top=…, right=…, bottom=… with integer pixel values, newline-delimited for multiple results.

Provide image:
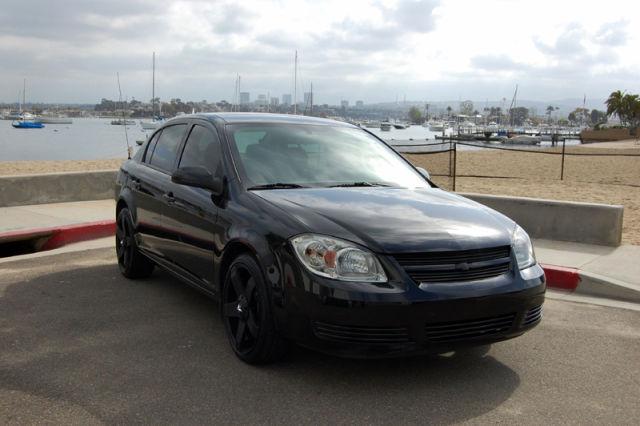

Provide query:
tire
left=116, top=207, right=154, bottom=279
left=221, top=254, right=287, bottom=364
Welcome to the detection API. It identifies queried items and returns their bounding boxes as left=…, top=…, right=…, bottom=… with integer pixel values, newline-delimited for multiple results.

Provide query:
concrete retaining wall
left=580, top=128, right=631, bottom=142
left=461, top=193, right=623, bottom=247
left=0, top=171, right=624, bottom=246
left=0, top=170, right=118, bottom=207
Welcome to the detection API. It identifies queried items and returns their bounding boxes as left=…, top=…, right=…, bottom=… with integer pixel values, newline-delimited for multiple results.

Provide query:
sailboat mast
left=293, top=50, right=298, bottom=115
left=152, top=52, right=155, bottom=118
left=310, top=82, right=313, bottom=116
left=22, top=78, right=26, bottom=112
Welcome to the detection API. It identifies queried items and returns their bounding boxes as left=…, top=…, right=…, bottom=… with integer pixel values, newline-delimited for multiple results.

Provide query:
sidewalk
left=534, top=239, right=640, bottom=303
left=1, top=199, right=638, bottom=303
left=0, top=199, right=114, bottom=250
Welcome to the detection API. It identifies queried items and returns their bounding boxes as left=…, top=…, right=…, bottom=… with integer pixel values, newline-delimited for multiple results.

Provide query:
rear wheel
left=116, top=207, right=154, bottom=279
left=221, top=254, right=287, bottom=364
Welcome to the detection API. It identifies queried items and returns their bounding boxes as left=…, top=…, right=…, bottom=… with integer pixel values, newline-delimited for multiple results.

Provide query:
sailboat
left=140, top=52, right=164, bottom=130
left=12, top=79, right=44, bottom=129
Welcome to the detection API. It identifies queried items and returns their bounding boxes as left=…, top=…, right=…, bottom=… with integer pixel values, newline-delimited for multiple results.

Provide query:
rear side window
left=143, top=130, right=162, bottom=163
left=179, top=125, right=221, bottom=174
left=148, top=124, right=187, bottom=172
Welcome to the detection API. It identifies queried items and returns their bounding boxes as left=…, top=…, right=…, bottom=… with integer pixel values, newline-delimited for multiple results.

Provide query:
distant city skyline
left=0, top=0, right=637, bottom=105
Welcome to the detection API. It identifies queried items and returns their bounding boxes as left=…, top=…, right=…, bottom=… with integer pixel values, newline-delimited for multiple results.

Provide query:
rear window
left=148, top=124, right=187, bottom=172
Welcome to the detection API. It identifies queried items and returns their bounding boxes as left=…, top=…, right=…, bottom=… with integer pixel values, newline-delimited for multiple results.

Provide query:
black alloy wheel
left=116, top=207, right=154, bottom=278
left=222, top=254, right=287, bottom=364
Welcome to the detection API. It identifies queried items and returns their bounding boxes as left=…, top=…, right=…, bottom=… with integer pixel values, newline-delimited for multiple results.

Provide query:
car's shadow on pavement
left=1, top=260, right=521, bottom=424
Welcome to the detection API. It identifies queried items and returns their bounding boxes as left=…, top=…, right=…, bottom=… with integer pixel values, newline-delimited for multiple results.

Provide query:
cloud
left=595, top=20, right=628, bottom=46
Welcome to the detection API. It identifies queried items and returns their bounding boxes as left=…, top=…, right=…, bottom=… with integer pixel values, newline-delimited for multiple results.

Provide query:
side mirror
left=171, top=166, right=223, bottom=195
left=416, top=167, right=431, bottom=180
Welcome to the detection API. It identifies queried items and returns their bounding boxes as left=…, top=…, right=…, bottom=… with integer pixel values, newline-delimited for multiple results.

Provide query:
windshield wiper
left=329, top=181, right=391, bottom=188
left=247, top=183, right=308, bottom=190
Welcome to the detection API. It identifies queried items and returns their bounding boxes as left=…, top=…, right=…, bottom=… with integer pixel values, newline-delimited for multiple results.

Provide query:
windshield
left=226, top=123, right=428, bottom=189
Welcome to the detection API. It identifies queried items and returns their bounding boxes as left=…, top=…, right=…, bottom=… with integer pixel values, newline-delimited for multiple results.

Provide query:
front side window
left=148, top=124, right=187, bottom=172
left=178, top=125, right=221, bottom=175
left=226, top=124, right=428, bottom=189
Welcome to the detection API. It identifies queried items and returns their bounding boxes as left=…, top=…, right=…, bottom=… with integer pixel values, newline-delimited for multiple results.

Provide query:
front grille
left=425, top=313, right=516, bottom=342
left=393, top=246, right=511, bottom=284
left=313, top=321, right=411, bottom=344
left=522, top=305, right=543, bottom=327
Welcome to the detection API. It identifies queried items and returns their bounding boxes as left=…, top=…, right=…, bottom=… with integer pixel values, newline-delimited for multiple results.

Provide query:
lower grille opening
left=425, top=313, right=516, bottom=343
left=522, top=305, right=543, bottom=326
left=313, top=321, right=411, bottom=344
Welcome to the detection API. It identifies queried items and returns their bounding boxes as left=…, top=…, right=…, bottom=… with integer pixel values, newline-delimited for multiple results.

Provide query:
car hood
left=253, top=187, right=515, bottom=253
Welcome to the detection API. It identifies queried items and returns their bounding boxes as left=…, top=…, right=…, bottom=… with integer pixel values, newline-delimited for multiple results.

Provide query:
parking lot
left=1, top=247, right=639, bottom=424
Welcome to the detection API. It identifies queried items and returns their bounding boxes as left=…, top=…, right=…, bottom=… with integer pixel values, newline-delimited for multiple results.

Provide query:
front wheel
left=116, top=207, right=154, bottom=279
left=221, top=254, right=287, bottom=364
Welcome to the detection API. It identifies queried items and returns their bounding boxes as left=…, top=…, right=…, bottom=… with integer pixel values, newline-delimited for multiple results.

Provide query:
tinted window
left=149, top=124, right=187, bottom=172
left=143, top=130, right=162, bottom=163
left=179, top=125, right=221, bottom=174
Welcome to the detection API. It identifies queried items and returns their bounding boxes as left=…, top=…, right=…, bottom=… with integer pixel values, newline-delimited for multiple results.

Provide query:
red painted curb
left=40, top=220, right=116, bottom=251
left=0, top=220, right=116, bottom=252
left=541, top=263, right=581, bottom=291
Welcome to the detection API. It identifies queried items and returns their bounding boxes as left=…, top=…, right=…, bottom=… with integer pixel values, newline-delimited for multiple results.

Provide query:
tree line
left=606, top=90, right=640, bottom=128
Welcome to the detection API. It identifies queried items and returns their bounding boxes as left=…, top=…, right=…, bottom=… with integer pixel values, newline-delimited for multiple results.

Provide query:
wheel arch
left=217, top=240, right=259, bottom=295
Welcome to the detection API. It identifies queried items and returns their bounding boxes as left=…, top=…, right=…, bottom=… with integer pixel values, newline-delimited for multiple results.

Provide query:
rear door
left=162, top=121, right=223, bottom=286
left=139, top=122, right=188, bottom=258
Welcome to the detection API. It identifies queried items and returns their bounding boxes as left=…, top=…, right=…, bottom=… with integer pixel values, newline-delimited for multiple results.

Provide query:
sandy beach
left=1, top=141, right=638, bottom=244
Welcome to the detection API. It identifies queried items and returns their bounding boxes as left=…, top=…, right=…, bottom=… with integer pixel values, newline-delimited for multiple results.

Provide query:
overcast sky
left=1, top=0, right=638, bottom=105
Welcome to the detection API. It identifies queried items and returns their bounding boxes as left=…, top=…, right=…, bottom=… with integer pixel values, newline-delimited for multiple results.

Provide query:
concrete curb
left=0, top=220, right=116, bottom=252
left=542, top=263, right=640, bottom=304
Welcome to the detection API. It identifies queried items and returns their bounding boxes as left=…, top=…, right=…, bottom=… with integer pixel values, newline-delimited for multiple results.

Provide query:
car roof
left=170, top=112, right=355, bottom=127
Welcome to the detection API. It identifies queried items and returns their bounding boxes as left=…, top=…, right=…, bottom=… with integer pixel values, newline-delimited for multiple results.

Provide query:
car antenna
left=117, top=72, right=132, bottom=159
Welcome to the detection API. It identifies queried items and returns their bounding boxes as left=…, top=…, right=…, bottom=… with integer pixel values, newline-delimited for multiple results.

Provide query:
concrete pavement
left=1, top=247, right=639, bottom=424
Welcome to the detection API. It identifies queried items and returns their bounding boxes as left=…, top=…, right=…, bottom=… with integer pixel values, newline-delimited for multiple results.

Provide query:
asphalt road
left=1, top=247, right=639, bottom=425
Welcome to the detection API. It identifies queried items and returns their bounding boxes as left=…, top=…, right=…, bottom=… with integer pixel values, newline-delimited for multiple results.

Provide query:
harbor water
left=0, top=119, right=580, bottom=161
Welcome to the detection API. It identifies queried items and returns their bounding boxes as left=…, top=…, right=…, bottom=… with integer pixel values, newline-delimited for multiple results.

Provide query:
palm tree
left=446, top=106, right=452, bottom=117
left=606, top=90, right=625, bottom=124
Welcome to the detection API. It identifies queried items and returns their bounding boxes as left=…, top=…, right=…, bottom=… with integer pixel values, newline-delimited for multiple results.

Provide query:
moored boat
left=12, top=119, right=44, bottom=129
left=111, top=119, right=135, bottom=125
left=380, top=122, right=392, bottom=131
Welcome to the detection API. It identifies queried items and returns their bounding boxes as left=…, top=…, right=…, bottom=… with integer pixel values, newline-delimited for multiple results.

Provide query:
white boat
left=393, top=122, right=408, bottom=130
left=37, top=116, right=73, bottom=124
left=380, top=122, right=392, bottom=131
left=428, top=121, right=446, bottom=132
left=364, top=120, right=380, bottom=128
left=505, top=135, right=541, bottom=145
left=140, top=120, right=159, bottom=130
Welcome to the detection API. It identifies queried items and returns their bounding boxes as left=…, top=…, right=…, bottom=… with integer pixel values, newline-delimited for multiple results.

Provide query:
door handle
left=163, top=192, right=175, bottom=203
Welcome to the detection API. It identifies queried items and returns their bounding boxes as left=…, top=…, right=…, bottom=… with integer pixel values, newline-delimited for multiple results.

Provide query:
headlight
left=512, top=225, right=536, bottom=270
left=290, top=234, right=387, bottom=282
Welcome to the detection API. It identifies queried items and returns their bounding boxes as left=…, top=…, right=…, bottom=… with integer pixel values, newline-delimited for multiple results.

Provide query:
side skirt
left=140, top=249, right=219, bottom=300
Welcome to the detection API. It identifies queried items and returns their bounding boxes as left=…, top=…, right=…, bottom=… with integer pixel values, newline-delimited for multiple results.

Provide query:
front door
left=162, top=122, right=223, bottom=286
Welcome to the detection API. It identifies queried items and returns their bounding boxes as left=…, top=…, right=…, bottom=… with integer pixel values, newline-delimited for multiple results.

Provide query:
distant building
left=282, top=94, right=292, bottom=106
left=240, top=92, right=250, bottom=105
left=270, top=97, right=279, bottom=106
left=355, top=100, right=364, bottom=109
left=256, top=94, right=267, bottom=106
left=341, top=100, right=349, bottom=108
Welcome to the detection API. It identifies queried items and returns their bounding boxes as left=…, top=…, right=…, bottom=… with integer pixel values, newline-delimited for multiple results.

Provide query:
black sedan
left=115, top=113, right=545, bottom=364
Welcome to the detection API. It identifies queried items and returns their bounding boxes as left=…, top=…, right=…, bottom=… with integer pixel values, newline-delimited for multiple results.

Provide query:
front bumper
left=273, top=249, right=546, bottom=358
